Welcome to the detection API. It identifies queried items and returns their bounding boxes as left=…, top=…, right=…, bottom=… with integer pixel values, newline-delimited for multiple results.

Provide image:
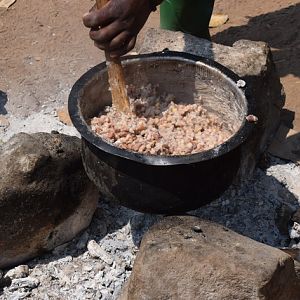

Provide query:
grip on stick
left=95, top=0, right=130, bottom=113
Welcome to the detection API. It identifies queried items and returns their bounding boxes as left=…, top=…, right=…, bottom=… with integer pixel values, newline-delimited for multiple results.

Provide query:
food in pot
left=90, top=84, right=232, bottom=156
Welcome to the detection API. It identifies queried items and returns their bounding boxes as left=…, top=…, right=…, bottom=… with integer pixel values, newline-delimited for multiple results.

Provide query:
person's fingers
left=89, top=21, right=123, bottom=45
left=93, top=30, right=134, bottom=53
left=107, top=30, right=132, bottom=51
left=109, top=36, right=136, bottom=58
left=94, top=41, right=106, bottom=50
left=83, top=5, right=113, bottom=28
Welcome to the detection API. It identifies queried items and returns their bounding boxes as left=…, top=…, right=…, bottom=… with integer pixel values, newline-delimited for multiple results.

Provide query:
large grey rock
left=121, top=216, right=300, bottom=300
left=0, top=132, right=98, bottom=269
left=138, top=28, right=285, bottom=179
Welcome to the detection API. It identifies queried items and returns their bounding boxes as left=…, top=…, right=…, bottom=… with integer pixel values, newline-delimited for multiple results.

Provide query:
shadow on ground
left=269, top=126, right=300, bottom=164
left=213, top=3, right=300, bottom=79
left=0, top=91, right=8, bottom=115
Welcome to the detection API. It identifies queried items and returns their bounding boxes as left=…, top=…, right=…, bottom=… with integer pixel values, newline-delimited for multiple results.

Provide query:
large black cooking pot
left=68, top=51, right=254, bottom=214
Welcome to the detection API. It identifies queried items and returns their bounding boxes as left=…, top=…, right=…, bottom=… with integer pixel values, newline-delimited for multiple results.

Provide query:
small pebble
left=8, top=276, right=40, bottom=292
left=236, top=79, right=246, bottom=88
left=6, top=265, right=29, bottom=280
left=83, top=265, right=94, bottom=272
left=184, top=233, right=193, bottom=239
left=192, top=225, right=203, bottom=233
left=87, top=240, right=113, bottom=266
left=246, top=114, right=258, bottom=123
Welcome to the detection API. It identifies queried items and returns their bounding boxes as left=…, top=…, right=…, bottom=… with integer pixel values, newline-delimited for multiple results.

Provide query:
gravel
left=1, top=113, right=300, bottom=299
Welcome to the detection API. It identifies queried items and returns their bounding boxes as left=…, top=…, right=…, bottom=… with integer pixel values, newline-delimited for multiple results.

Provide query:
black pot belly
left=82, top=138, right=240, bottom=214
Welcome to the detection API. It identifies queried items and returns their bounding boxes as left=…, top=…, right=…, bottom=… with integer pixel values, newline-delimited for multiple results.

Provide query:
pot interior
left=79, top=56, right=247, bottom=135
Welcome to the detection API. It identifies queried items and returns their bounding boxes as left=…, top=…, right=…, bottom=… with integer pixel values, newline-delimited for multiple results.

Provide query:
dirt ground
left=0, top=0, right=299, bottom=129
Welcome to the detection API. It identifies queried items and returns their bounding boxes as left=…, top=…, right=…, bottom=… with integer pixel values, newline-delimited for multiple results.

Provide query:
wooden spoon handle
left=96, top=0, right=130, bottom=113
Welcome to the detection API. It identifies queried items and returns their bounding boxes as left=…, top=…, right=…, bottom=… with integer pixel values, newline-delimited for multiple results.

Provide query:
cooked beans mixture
left=90, top=84, right=232, bottom=156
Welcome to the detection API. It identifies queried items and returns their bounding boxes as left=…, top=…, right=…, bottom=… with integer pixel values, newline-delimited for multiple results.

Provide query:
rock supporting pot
left=0, top=132, right=98, bottom=269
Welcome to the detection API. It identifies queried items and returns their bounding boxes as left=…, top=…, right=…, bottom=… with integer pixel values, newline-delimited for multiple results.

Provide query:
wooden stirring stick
left=96, top=0, right=130, bottom=113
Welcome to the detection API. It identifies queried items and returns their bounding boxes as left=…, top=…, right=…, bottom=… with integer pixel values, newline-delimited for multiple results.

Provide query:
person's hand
left=83, top=0, right=153, bottom=58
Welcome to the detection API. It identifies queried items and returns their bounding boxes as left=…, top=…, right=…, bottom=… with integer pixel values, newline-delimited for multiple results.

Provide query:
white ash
left=1, top=156, right=300, bottom=299
left=0, top=112, right=79, bottom=143
left=191, top=156, right=299, bottom=247
left=290, top=222, right=300, bottom=240
left=87, top=240, right=114, bottom=265
left=5, top=266, right=29, bottom=280
left=1, top=198, right=161, bottom=300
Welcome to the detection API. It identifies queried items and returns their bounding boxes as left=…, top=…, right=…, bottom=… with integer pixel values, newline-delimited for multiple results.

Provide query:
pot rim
left=68, top=51, right=255, bottom=166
